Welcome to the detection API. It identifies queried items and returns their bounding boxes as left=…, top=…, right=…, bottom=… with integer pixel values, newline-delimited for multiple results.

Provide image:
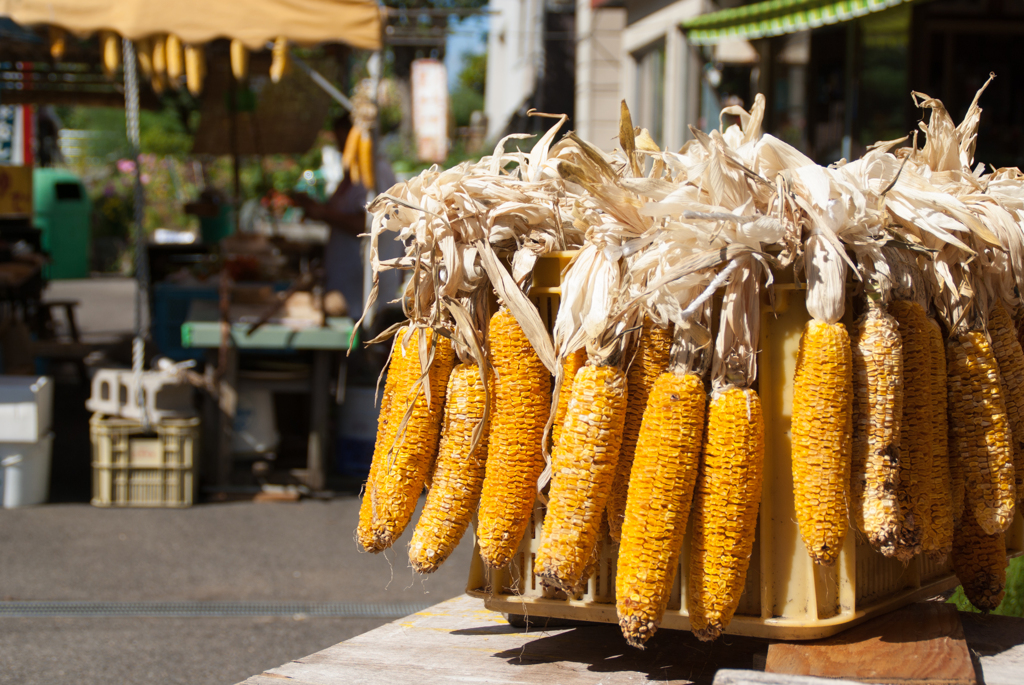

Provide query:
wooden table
left=181, top=300, right=356, bottom=491
left=236, top=594, right=1024, bottom=685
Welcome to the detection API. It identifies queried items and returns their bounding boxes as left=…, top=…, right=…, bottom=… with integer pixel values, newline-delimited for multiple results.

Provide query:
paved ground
left=0, top=499, right=476, bottom=685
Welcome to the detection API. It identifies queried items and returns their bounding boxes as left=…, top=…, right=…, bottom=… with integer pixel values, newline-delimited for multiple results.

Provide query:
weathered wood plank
left=713, top=669, right=862, bottom=685
left=765, top=602, right=976, bottom=685
left=959, top=612, right=1024, bottom=685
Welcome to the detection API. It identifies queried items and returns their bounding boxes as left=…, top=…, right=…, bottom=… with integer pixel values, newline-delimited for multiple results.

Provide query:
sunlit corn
left=850, top=303, right=903, bottom=556
left=923, top=316, right=953, bottom=560
left=535, top=363, right=629, bottom=593
left=889, top=300, right=934, bottom=562
left=946, top=330, right=1016, bottom=535
left=616, top=372, right=705, bottom=648
left=552, top=348, right=587, bottom=448
left=409, top=363, right=492, bottom=573
left=608, top=322, right=672, bottom=541
left=476, top=308, right=552, bottom=569
left=370, top=330, right=455, bottom=550
left=988, top=301, right=1024, bottom=506
left=688, top=387, right=764, bottom=642
left=791, top=320, right=852, bottom=566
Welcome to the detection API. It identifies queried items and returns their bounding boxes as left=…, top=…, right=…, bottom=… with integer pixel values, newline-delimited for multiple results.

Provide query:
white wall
left=484, top=0, right=545, bottom=139
left=621, top=0, right=703, bottom=152
left=575, top=0, right=626, bottom=151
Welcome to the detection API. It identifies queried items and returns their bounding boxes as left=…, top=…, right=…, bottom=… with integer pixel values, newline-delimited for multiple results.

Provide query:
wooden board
left=765, top=602, right=976, bottom=684
left=237, top=594, right=769, bottom=685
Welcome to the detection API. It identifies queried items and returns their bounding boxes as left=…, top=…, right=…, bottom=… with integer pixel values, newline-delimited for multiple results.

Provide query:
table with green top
left=181, top=299, right=358, bottom=491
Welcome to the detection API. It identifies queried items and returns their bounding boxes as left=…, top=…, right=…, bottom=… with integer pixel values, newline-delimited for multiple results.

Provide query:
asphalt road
left=0, top=497, right=476, bottom=684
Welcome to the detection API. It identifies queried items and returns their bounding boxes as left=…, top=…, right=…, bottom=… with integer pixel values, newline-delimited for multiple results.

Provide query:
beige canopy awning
left=0, top=0, right=382, bottom=50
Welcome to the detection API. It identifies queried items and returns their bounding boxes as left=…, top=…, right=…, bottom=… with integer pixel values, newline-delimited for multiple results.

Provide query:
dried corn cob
left=849, top=302, right=903, bottom=556
left=477, top=308, right=552, bottom=569
left=357, top=329, right=409, bottom=552
left=791, top=319, right=852, bottom=566
left=951, top=505, right=1007, bottom=612
left=270, top=36, right=289, bottom=83
left=988, top=301, right=1024, bottom=505
left=923, top=316, right=953, bottom=560
left=889, top=300, right=934, bottom=562
left=535, top=363, right=629, bottom=592
left=409, top=363, right=492, bottom=573
left=946, top=330, right=1016, bottom=535
left=370, top=330, right=455, bottom=550
left=688, top=386, right=764, bottom=642
left=607, top=322, right=672, bottom=541
left=617, top=372, right=705, bottom=648
left=551, top=348, right=587, bottom=448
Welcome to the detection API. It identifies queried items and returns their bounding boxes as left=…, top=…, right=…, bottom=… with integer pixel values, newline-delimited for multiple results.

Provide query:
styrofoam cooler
left=0, top=376, right=53, bottom=442
left=0, top=434, right=54, bottom=507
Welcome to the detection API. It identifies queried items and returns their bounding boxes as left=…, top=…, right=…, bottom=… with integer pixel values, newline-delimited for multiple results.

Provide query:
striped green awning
left=682, top=0, right=911, bottom=45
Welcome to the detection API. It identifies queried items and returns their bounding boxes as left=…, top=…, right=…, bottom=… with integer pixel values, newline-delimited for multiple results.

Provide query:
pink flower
left=117, top=159, right=136, bottom=174
left=141, top=174, right=151, bottom=185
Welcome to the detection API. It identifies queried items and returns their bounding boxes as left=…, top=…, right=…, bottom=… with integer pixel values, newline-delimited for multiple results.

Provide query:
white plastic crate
left=90, top=414, right=200, bottom=508
left=0, top=434, right=53, bottom=508
left=0, top=376, right=53, bottom=442
left=86, top=368, right=195, bottom=422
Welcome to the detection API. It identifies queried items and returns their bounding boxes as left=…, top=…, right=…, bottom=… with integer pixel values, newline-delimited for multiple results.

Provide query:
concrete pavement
left=0, top=498, right=477, bottom=684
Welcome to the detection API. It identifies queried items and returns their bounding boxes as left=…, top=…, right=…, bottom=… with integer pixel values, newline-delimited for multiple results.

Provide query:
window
left=635, top=41, right=666, bottom=146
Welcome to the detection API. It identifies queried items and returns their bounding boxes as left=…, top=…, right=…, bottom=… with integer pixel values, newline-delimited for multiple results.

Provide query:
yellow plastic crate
left=467, top=256, right=1024, bottom=640
left=90, top=414, right=200, bottom=508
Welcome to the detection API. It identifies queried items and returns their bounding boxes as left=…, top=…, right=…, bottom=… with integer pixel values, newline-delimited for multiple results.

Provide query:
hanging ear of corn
left=689, top=386, right=764, bottom=642
left=888, top=299, right=934, bottom=562
left=165, top=34, right=184, bottom=83
left=101, top=32, right=121, bottom=78
left=849, top=302, right=903, bottom=557
left=988, top=301, right=1024, bottom=506
left=136, top=38, right=154, bottom=78
left=270, top=36, right=289, bottom=83
left=359, top=132, right=375, bottom=190
left=477, top=308, right=552, bottom=569
left=409, top=362, right=492, bottom=573
left=607, top=321, right=672, bottom=542
left=369, top=329, right=455, bottom=550
left=951, top=505, right=1007, bottom=612
left=357, top=328, right=409, bottom=552
left=49, top=26, right=67, bottom=61
left=184, top=45, right=206, bottom=96
left=341, top=126, right=361, bottom=173
left=791, top=319, right=853, bottom=566
left=946, top=330, right=1016, bottom=535
left=923, top=316, right=953, bottom=560
left=551, top=348, right=587, bottom=448
left=616, top=371, right=705, bottom=648
left=535, top=362, right=628, bottom=592
left=230, top=40, right=249, bottom=81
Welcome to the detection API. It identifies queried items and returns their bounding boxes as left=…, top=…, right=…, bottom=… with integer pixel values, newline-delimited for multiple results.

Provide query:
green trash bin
left=33, top=168, right=92, bottom=280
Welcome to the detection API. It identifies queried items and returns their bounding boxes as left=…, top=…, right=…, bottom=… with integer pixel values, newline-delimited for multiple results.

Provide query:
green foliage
left=459, top=52, right=486, bottom=95
left=949, top=555, right=1024, bottom=616
left=60, top=103, right=193, bottom=160
left=451, top=87, right=484, bottom=128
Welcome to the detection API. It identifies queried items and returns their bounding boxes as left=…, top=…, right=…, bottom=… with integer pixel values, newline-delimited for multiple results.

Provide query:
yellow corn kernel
left=409, top=363, right=492, bottom=573
left=607, top=322, right=672, bottom=541
left=357, top=328, right=408, bottom=552
left=791, top=320, right=852, bottom=566
left=476, top=308, right=552, bottom=569
left=988, top=301, right=1024, bottom=506
left=951, top=505, right=1007, bottom=612
left=552, top=348, right=587, bottom=448
left=924, top=316, right=953, bottom=560
left=535, top=363, right=629, bottom=593
left=888, top=300, right=934, bottom=562
left=688, top=386, right=764, bottom=642
left=850, top=303, right=903, bottom=556
left=617, top=372, right=705, bottom=648
left=947, top=330, right=1016, bottom=535
left=370, top=330, right=455, bottom=550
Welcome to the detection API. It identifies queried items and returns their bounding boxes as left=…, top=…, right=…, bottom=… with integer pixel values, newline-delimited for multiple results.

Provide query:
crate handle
left=1, top=454, right=23, bottom=467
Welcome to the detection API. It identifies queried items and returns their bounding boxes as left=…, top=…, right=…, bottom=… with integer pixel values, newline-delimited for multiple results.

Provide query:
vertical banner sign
left=411, top=59, right=448, bottom=163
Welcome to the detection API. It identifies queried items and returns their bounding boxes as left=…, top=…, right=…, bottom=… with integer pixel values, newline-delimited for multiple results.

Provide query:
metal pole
left=123, top=38, right=150, bottom=430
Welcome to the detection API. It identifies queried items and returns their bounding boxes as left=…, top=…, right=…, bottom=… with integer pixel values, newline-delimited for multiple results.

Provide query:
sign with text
left=412, top=59, right=448, bottom=164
